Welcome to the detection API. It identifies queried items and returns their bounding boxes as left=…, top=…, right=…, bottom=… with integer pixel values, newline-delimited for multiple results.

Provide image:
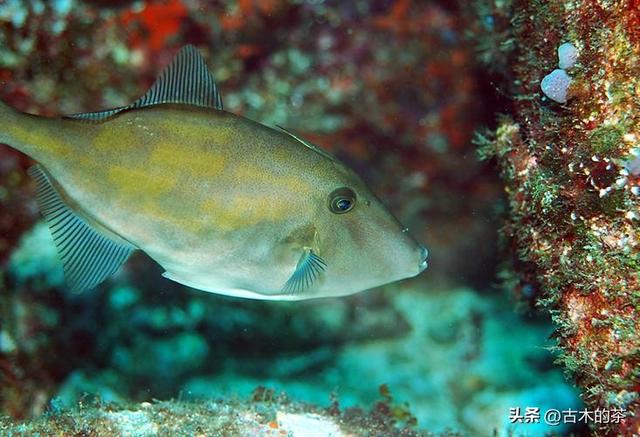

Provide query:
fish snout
left=418, top=245, right=429, bottom=273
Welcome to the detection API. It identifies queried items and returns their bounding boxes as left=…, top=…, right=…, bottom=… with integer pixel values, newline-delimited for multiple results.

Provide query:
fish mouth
left=418, top=245, right=429, bottom=272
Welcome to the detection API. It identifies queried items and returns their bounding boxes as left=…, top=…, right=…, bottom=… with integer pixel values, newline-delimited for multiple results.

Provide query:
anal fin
left=28, top=165, right=135, bottom=292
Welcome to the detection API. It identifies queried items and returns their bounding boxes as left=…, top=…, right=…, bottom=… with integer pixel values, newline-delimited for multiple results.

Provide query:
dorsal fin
left=131, top=45, right=223, bottom=110
left=282, top=249, right=327, bottom=295
left=66, top=106, right=129, bottom=122
left=28, top=165, right=136, bottom=292
left=66, top=45, right=223, bottom=122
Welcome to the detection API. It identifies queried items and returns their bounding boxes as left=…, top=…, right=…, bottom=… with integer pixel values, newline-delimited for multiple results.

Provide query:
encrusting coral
left=467, top=0, right=640, bottom=434
left=0, top=386, right=445, bottom=437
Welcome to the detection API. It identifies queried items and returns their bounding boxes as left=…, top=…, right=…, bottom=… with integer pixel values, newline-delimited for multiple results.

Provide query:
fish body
left=0, top=46, right=428, bottom=300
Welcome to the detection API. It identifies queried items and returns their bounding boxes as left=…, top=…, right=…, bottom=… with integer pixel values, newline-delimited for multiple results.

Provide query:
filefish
left=0, top=46, right=428, bottom=300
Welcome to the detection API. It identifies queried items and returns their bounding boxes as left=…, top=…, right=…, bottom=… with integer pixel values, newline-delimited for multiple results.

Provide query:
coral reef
left=468, top=0, right=640, bottom=434
left=0, top=386, right=433, bottom=436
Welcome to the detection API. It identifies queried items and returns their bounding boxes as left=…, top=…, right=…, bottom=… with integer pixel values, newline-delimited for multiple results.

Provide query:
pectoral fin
left=282, top=249, right=327, bottom=295
left=29, top=165, right=136, bottom=292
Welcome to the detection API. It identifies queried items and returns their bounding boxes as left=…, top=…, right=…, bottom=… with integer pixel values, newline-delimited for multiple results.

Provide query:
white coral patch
left=276, top=411, right=347, bottom=437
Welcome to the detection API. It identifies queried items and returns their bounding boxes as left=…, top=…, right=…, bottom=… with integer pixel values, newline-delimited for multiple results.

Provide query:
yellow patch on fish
left=200, top=195, right=286, bottom=231
left=148, top=146, right=227, bottom=178
left=108, top=166, right=175, bottom=199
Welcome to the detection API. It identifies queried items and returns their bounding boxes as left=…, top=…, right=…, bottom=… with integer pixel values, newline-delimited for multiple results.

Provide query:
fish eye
left=328, top=187, right=356, bottom=214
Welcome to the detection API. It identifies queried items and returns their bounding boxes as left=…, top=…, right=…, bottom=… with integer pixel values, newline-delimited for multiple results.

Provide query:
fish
left=0, top=45, right=428, bottom=300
